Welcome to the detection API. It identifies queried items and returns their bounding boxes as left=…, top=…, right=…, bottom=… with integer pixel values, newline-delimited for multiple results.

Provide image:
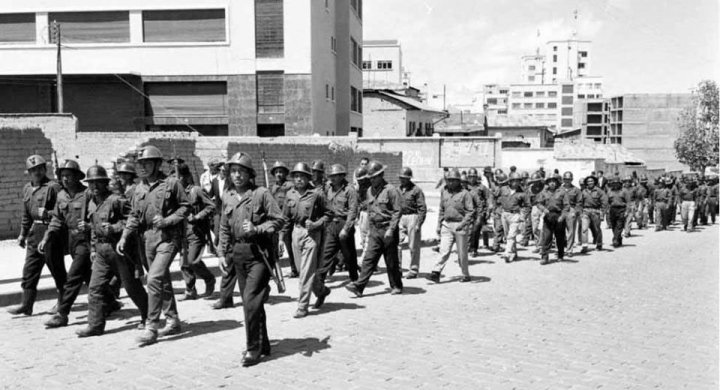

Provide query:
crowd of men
left=7, top=146, right=719, bottom=367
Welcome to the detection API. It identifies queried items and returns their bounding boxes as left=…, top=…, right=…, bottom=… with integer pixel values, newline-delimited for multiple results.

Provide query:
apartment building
left=362, top=39, right=403, bottom=89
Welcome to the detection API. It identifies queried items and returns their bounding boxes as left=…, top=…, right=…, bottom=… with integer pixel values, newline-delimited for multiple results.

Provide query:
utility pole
left=443, top=84, right=446, bottom=111
left=53, top=20, right=63, bottom=113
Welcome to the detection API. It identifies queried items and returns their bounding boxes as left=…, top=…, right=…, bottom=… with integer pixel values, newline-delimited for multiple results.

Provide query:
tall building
left=362, top=39, right=403, bottom=89
left=0, top=0, right=363, bottom=136
left=573, top=99, right=609, bottom=143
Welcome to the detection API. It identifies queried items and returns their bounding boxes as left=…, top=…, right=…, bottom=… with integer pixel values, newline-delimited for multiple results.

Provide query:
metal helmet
left=528, top=172, right=543, bottom=183
left=584, top=175, right=598, bottom=186
left=483, top=166, right=493, bottom=174
left=521, top=171, right=530, bottom=179
left=460, top=173, right=469, bottom=183
left=399, top=167, right=413, bottom=179
left=117, top=162, right=136, bottom=176
left=623, top=175, right=633, bottom=182
left=662, top=177, right=673, bottom=185
left=495, top=172, right=509, bottom=184
left=545, top=173, right=562, bottom=184
left=137, top=145, right=163, bottom=161
left=468, top=168, right=479, bottom=177
left=25, top=154, right=47, bottom=170
left=227, top=152, right=255, bottom=177
left=366, top=160, right=385, bottom=178
left=58, top=159, right=85, bottom=179
left=508, top=172, right=522, bottom=181
left=563, top=171, right=573, bottom=180
left=85, top=165, right=110, bottom=181
left=329, top=164, right=347, bottom=176
left=639, top=175, right=648, bottom=183
left=494, top=168, right=503, bottom=176
left=355, top=166, right=369, bottom=181
left=290, top=162, right=312, bottom=177
left=311, top=160, right=326, bottom=172
left=270, top=161, right=289, bottom=175
left=446, top=168, right=462, bottom=180
left=609, top=176, right=622, bottom=185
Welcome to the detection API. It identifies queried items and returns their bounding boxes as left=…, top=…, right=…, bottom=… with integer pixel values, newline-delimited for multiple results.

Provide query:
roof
left=487, top=114, right=550, bottom=129
left=364, top=89, right=447, bottom=114
left=363, top=39, right=400, bottom=46
left=433, top=125, right=485, bottom=134
left=554, top=141, right=645, bottom=164
left=554, top=128, right=582, bottom=138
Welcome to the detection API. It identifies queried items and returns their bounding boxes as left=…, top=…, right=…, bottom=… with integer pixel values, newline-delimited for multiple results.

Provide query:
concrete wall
left=363, top=97, right=406, bottom=137
left=285, top=74, right=314, bottom=136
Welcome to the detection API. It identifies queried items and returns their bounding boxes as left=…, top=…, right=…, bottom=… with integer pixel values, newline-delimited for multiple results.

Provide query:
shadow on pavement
left=161, top=319, right=241, bottom=343
left=312, top=302, right=365, bottom=315
left=266, top=295, right=294, bottom=305
left=263, top=336, right=331, bottom=361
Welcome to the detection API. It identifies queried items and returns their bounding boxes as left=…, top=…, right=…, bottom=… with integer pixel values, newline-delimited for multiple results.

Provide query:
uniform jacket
left=399, top=182, right=427, bottom=225
left=325, top=179, right=359, bottom=231
left=218, top=185, right=283, bottom=258
left=123, top=174, right=189, bottom=239
left=20, top=177, right=62, bottom=238
left=45, top=185, right=91, bottom=245
left=438, top=186, right=476, bottom=229
left=89, top=193, right=130, bottom=250
left=366, top=179, right=402, bottom=231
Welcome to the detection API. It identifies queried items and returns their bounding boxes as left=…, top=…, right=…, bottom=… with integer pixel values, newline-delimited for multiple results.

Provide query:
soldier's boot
left=212, top=298, right=234, bottom=310
left=158, top=317, right=182, bottom=337
left=579, top=245, right=589, bottom=254
left=177, top=288, right=199, bottom=301
left=44, top=312, right=69, bottom=328
left=7, top=289, right=36, bottom=316
left=203, top=278, right=216, bottom=298
left=136, top=327, right=159, bottom=346
left=540, top=255, right=550, bottom=265
left=76, top=327, right=104, bottom=338
left=425, top=271, right=441, bottom=283
left=104, top=299, right=124, bottom=317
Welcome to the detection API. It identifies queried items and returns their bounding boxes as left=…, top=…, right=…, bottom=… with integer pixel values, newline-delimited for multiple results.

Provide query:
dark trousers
left=318, top=221, right=358, bottom=281
left=22, top=225, right=66, bottom=294
left=87, top=243, right=148, bottom=331
left=707, top=198, right=718, bottom=223
left=541, top=211, right=566, bottom=259
left=282, top=228, right=298, bottom=274
left=608, top=207, right=626, bottom=246
left=492, top=210, right=505, bottom=248
left=143, top=232, right=179, bottom=329
left=57, top=239, right=92, bottom=315
left=469, top=214, right=485, bottom=252
left=232, top=244, right=270, bottom=354
left=181, top=233, right=215, bottom=292
left=354, top=226, right=402, bottom=293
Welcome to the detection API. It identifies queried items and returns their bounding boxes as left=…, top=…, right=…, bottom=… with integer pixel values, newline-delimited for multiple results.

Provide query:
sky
left=363, top=0, right=720, bottom=106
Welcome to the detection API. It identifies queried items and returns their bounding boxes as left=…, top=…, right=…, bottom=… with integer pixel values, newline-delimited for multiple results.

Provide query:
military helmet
left=85, top=165, right=110, bottom=181
left=366, top=160, right=385, bottom=178
left=584, top=175, right=598, bottom=185
left=622, top=175, right=632, bottom=182
left=528, top=172, right=543, bottom=183
left=25, top=154, right=47, bottom=170
left=468, top=168, right=479, bottom=177
left=545, top=173, right=562, bottom=184
left=494, top=168, right=503, bottom=176
left=329, top=164, right=347, bottom=176
left=58, top=159, right=85, bottom=180
left=270, top=161, right=289, bottom=175
left=446, top=168, right=461, bottom=180
left=521, top=171, right=530, bottom=179
left=137, top=145, right=163, bottom=161
left=662, top=177, right=673, bottom=185
left=460, top=173, right=469, bottom=183
left=563, top=171, right=573, bottom=180
left=399, top=167, right=413, bottom=179
left=639, top=175, right=648, bottom=183
left=508, top=172, right=522, bottom=181
left=355, top=166, right=369, bottom=181
left=609, top=176, right=622, bottom=185
left=495, top=172, right=509, bottom=184
left=227, top=152, right=256, bottom=177
left=311, top=160, right=326, bottom=172
left=117, top=162, right=136, bottom=176
left=483, top=166, right=493, bottom=174
left=290, top=162, right=312, bottom=177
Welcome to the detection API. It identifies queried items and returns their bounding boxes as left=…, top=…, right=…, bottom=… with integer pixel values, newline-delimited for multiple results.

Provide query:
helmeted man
left=117, top=145, right=190, bottom=345
left=218, top=152, right=283, bottom=367
left=397, top=167, right=427, bottom=279
left=7, top=155, right=66, bottom=316
left=622, top=176, right=639, bottom=237
left=490, top=172, right=511, bottom=252
left=652, top=178, right=673, bottom=231
left=311, top=160, right=327, bottom=190
left=345, top=161, right=403, bottom=297
left=579, top=175, right=608, bottom=253
left=536, top=174, right=570, bottom=264
left=427, top=168, right=476, bottom=282
left=635, top=175, right=651, bottom=229
left=694, top=176, right=709, bottom=226
left=606, top=176, right=631, bottom=247
left=705, top=175, right=719, bottom=224
left=498, top=172, right=529, bottom=262
left=269, top=161, right=298, bottom=278
left=466, top=168, right=490, bottom=256
left=678, top=175, right=698, bottom=232
left=74, top=165, right=149, bottom=337
left=526, top=172, right=545, bottom=253
left=560, top=171, right=583, bottom=255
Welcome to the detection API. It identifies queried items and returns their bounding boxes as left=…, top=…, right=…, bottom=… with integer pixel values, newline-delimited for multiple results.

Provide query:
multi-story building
left=519, top=53, right=545, bottom=84
left=544, top=39, right=592, bottom=83
left=482, top=84, right=509, bottom=114
left=573, top=99, right=609, bottom=143
left=0, top=0, right=363, bottom=136
left=362, top=39, right=403, bottom=89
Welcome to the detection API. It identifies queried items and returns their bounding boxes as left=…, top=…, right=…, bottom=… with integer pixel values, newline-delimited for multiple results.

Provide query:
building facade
left=362, top=39, right=403, bottom=89
left=0, top=0, right=363, bottom=136
left=573, top=99, right=609, bottom=143
left=362, top=89, right=446, bottom=138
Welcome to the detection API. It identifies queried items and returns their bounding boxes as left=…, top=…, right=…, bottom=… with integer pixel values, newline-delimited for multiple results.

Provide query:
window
left=524, top=91, right=533, bottom=98
left=487, top=98, right=498, bottom=105
left=145, top=82, right=228, bottom=116
left=552, top=67, right=557, bottom=75
left=561, top=96, right=574, bottom=105
left=561, top=118, right=573, bottom=127
left=579, top=51, right=588, bottom=57
left=351, top=0, right=363, bottom=19
left=523, top=103, right=532, bottom=109
left=528, top=76, right=535, bottom=82
left=594, top=83, right=602, bottom=89
left=561, top=107, right=573, bottom=116
left=407, top=121, right=415, bottom=136
left=562, top=84, right=574, bottom=94
left=536, top=103, right=545, bottom=109
left=256, top=71, right=284, bottom=113
left=362, top=60, right=371, bottom=69
left=351, top=38, right=360, bottom=67
left=553, top=46, right=557, bottom=51
left=548, top=91, right=558, bottom=97
left=49, top=11, right=130, bottom=43
left=0, top=13, right=35, bottom=43
left=553, top=54, right=557, bottom=62
left=578, top=94, right=586, bottom=99
left=143, top=9, right=225, bottom=43
left=511, top=103, right=521, bottom=109
left=536, top=91, right=545, bottom=98
left=511, top=91, right=521, bottom=98
left=255, top=0, right=284, bottom=58
left=325, top=84, right=329, bottom=100
left=351, top=86, right=362, bottom=113
left=528, top=65, right=536, bottom=71
left=499, top=89, right=508, bottom=94
left=377, top=60, right=392, bottom=69
left=330, top=36, right=336, bottom=52
left=331, top=86, right=335, bottom=101
left=578, top=62, right=586, bottom=69
left=547, top=102, right=557, bottom=108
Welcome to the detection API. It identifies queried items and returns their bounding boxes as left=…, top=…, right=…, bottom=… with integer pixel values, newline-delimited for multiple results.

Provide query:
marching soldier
left=678, top=175, right=698, bottom=232
left=560, top=172, right=582, bottom=256
left=355, top=166, right=372, bottom=254
left=579, top=175, right=608, bottom=253
left=622, top=176, right=639, bottom=237
left=8, top=155, right=66, bottom=316
left=526, top=172, right=545, bottom=253
left=606, top=176, right=631, bottom=246
left=427, top=168, right=475, bottom=282
left=652, top=178, right=673, bottom=231
left=694, top=176, right=708, bottom=226
left=636, top=176, right=650, bottom=229
left=269, top=161, right=298, bottom=278
left=536, top=173, right=570, bottom=264
left=499, top=172, right=528, bottom=262
left=177, top=164, right=216, bottom=301
left=467, top=168, right=490, bottom=256
left=217, top=152, right=283, bottom=367
left=311, top=160, right=327, bottom=189
left=706, top=175, right=719, bottom=224
left=74, top=165, right=149, bottom=337
left=397, top=167, right=427, bottom=279
left=282, top=162, right=328, bottom=318
left=490, top=173, right=510, bottom=252
left=116, top=162, right=147, bottom=274
left=117, top=145, right=190, bottom=345
left=518, top=171, right=532, bottom=246
left=345, top=161, right=403, bottom=297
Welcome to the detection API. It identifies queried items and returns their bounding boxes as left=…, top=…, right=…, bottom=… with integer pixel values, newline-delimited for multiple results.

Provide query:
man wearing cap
left=652, top=178, right=673, bottom=231
left=579, top=175, right=608, bottom=253
left=218, top=152, right=283, bottom=367
left=117, top=145, right=190, bottom=345
left=74, top=165, right=149, bottom=337
left=115, top=162, right=147, bottom=278
left=397, top=167, right=427, bottom=278
left=269, top=161, right=298, bottom=278
left=606, top=176, right=632, bottom=246
left=345, top=160, right=403, bottom=296
left=467, top=168, right=490, bottom=257
left=8, top=155, right=66, bottom=316
left=490, top=172, right=511, bottom=252
left=560, top=172, right=583, bottom=256
left=536, top=174, right=571, bottom=264
left=498, top=172, right=529, bottom=262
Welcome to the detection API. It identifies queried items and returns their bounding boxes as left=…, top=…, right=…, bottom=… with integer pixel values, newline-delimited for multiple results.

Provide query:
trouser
left=357, top=210, right=370, bottom=253
left=564, top=210, right=579, bottom=252
left=56, top=238, right=92, bottom=316
left=278, top=228, right=298, bottom=275
left=501, top=212, right=522, bottom=258
left=694, top=201, right=705, bottom=226
left=143, top=231, right=179, bottom=330
left=581, top=209, right=602, bottom=247
left=469, top=213, right=485, bottom=252
left=654, top=202, right=669, bottom=229
left=353, top=225, right=402, bottom=293
left=212, top=213, right=221, bottom=248
left=398, top=214, right=421, bottom=274
left=623, top=202, right=637, bottom=236
left=217, top=265, right=239, bottom=305
left=636, top=199, right=649, bottom=228
left=669, top=201, right=677, bottom=223
left=680, top=200, right=696, bottom=230
left=87, top=242, right=148, bottom=331
left=648, top=200, right=655, bottom=224
left=291, top=226, right=323, bottom=311
left=608, top=207, right=626, bottom=246
left=519, top=207, right=532, bottom=245
left=433, top=221, right=470, bottom=277
left=707, top=198, right=718, bottom=223
left=530, top=205, right=543, bottom=251
left=232, top=243, right=270, bottom=354
left=181, top=233, right=215, bottom=293
left=492, top=210, right=504, bottom=249
left=319, top=220, right=358, bottom=281
left=21, top=224, right=66, bottom=296
left=541, top=212, right=566, bottom=259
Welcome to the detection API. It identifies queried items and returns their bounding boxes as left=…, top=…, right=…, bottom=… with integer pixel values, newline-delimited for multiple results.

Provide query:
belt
left=370, top=220, right=390, bottom=228
left=33, top=220, right=49, bottom=225
left=503, top=210, right=520, bottom=214
left=96, top=237, right=115, bottom=244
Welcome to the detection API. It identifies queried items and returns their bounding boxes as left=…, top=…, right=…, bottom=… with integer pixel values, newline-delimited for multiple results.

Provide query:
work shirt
left=324, top=180, right=358, bottom=232
left=219, top=185, right=283, bottom=254
left=678, top=186, right=697, bottom=202
left=708, top=183, right=719, bottom=199
left=561, top=184, right=583, bottom=211
left=526, top=184, right=544, bottom=206
left=282, top=187, right=327, bottom=232
left=186, top=183, right=215, bottom=237
left=438, top=187, right=476, bottom=228
left=500, top=189, right=528, bottom=213
left=20, top=177, right=62, bottom=237
left=468, top=182, right=490, bottom=216
left=123, top=175, right=189, bottom=240
left=366, top=179, right=402, bottom=231
left=491, top=185, right=512, bottom=213
left=653, top=188, right=673, bottom=203
left=536, top=189, right=571, bottom=214
left=399, top=182, right=427, bottom=225
left=581, top=187, right=609, bottom=210
left=46, top=186, right=91, bottom=244
left=607, top=189, right=632, bottom=208
left=89, top=193, right=130, bottom=249
left=269, top=181, right=294, bottom=211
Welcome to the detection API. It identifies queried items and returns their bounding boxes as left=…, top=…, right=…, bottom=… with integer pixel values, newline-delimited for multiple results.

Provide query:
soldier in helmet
left=269, top=161, right=298, bottom=278
left=354, top=166, right=372, bottom=254
left=635, top=175, right=650, bottom=229
left=606, top=176, right=632, bottom=246
left=345, top=160, right=404, bottom=296
left=536, top=174, right=570, bottom=264
left=397, top=167, right=427, bottom=279
left=115, top=162, right=147, bottom=282
left=217, top=152, right=283, bottom=367
left=466, top=168, right=490, bottom=257
left=117, top=145, right=190, bottom=345
left=74, top=165, right=149, bottom=337
left=560, top=171, right=582, bottom=256
left=490, top=172, right=510, bottom=252
left=706, top=175, right=718, bottom=224
left=579, top=175, right=608, bottom=253
left=622, top=176, right=639, bottom=237
left=678, top=175, right=698, bottom=232
left=498, top=172, right=529, bottom=262
left=652, top=177, right=673, bottom=231
left=526, top=172, right=545, bottom=253
left=311, top=160, right=327, bottom=190
left=694, top=176, right=709, bottom=226
left=7, top=155, right=66, bottom=316
left=281, top=162, right=328, bottom=318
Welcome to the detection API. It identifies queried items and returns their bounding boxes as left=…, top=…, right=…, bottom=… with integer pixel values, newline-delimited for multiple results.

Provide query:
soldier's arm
left=280, top=197, right=292, bottom=235
left=163, top=179, right=190, bottom=226
left=388, top=187, right=402, bottom=232
left=459, top=192, right=476, bottom=229
left=437, top=192, right=446, bottom=230
left=218, top=206, right=231, bottom=258
left=256, top=191, right=283, bottom=235
left=417, top=188, right=427, bottom=226
left=20, top=186, right=32, bottom=237
left=43, top=200, right=66, bottom=242
left=121, top=192, right=142, bottom=239
left=344, top=186, right=359, bottom=232
left=108, top=197, right=130, bottom=234
left=315, top=191, right=329, bottom=226
left=193, top=186, right=216, bottom=221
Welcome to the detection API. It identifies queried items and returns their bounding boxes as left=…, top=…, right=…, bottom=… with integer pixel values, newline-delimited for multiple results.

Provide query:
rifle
left=260, top=150, right=270, bottom=188
left=53, top=151, right=60, bottom=182
left=191, top=158, right=217, bottom=255
left=259, top=247, right=285, bottom=294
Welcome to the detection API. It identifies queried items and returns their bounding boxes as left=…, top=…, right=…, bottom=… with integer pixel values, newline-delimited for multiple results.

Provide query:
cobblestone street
left=0, top=223, right=717, bottom=389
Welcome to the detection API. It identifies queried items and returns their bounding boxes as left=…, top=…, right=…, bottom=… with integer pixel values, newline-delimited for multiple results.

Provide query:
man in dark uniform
left=8, top=155, right=66, bottom=316
left=653, top=178, right=673, bottom=231
left=209, top=160, right=240, bottom=310
left=269, top=161, right=298, bottom=278
left=606, top=176, right=631, bottom=246
left=635, top=176, right=650, bottom=229
left=526, top=172, right=545, bottom=253
left=622, top=176, right=638, bottom=237
left=498, top=172, right=528, bottom=263
left=74, top=165, right=149, bottom=337
left=177, top=164, right=216, bottom=301
left=397, top=167, right=426, bottom=278
left=467, top=168, right=489, bottom=256
left=117, top=145, right=190, bottom=345
left=694, top=176, right=708, bottom=226
left=218, top=153, right=283, bottom=367
left=490, top=172, right=510, bottom=252
left=678, top=175, right=698, bottom=232
left=560, top=171, right=582, bottom=256
left=579, top=175, right=608, bottom=252
left=311, top=160, right=327, bottom=189
left=706, top=175, right=719, bottom=224
left=116, top=162, right=147, bottom=275
left=536, top=174, right=570, bottom=264
left=345, top=161, right=403, bottom=297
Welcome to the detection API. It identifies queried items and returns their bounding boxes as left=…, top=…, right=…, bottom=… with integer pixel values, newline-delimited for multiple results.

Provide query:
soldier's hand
left=17, top=235, right=26, bottom=249
left=187, top=214, right=196, bottom=224
left=116, top=238, right=126, bottom=256
left=455, top=224, right=466, bottom=232
left=152, top=215, right=166, bottom=229
left=242, top=220, right=257, bottom=235
left=90, top=252, right=97, bottom=262
left=339, top=228, right=348, bottom=239
left=37, top=239, right=47, bottom=254
left=219, top=255, right=231, bottom=276
left=77, top=220, right=87, bottom=232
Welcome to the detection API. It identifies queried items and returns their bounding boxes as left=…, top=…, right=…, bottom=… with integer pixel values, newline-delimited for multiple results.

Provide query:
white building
left=362, top=39, right=403, bottom=89
left=0, top=0, right=363, bottom=136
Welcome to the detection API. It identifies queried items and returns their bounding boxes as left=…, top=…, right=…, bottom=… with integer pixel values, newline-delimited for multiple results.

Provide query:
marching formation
left=7, top=146, right=719, bottom=367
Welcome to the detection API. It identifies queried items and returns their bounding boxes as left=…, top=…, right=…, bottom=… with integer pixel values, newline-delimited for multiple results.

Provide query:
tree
left=674, top=80, right=719, bottom=173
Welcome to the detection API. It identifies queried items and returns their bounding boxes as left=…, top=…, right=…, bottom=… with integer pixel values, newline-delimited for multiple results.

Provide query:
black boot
left=7, top=289, right=36, bottom=316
